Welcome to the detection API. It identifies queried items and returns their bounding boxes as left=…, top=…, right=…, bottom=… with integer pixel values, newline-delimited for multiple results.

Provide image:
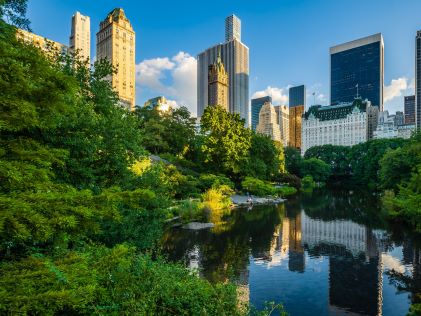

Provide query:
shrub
left=199, top=173, right=234, bottom=191
left=301, top=175, right=316, bottom=190
left=241, top=177, right=276, bottom=197
left=276, top=173, right=301, bottom=190
left=202, top=184, right=234, bottom=212
left=277, top=186, right=298, bottom=197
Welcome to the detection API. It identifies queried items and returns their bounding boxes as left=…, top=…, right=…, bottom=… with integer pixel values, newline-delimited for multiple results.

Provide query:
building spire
left=217, top=46, right=221, bottom=63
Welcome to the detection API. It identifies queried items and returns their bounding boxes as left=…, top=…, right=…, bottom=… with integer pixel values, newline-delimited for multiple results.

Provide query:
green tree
left=304, top=144, right=351, bottom=178
left=200, top=105, right=252, bottom=177
left=284, top=146, right=303, bottom=176
left=0, top=0, right=30, bottom=29
left=300, top=158, right=331, bottom=183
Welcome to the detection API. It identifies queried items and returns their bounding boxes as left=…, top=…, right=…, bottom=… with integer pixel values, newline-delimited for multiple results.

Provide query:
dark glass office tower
left=330, top=33, right=384, bottom=110
left=404, top=95, right=415, bottom=125
left=416, top=31, right=421, bottom=129
left=251, top=96, right=272, bottom=131
left=289, top=85, right=306, bottom=107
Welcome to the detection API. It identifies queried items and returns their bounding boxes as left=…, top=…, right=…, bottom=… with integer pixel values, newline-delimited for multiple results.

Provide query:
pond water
left=161, top=189, right=421, bottom=316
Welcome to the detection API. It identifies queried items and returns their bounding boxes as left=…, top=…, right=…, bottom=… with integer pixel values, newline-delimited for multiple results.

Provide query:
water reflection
left=161, top=189, right=421, bottom=316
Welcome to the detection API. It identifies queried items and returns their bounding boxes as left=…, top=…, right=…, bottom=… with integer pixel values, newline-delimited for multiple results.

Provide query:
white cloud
left=252, top=86, right=288, bottom=105
left=383, top=77, right=415, bottom=113
left=136, top=52, right=197, bottom=116
left=384, top=77, right=408, bottom=103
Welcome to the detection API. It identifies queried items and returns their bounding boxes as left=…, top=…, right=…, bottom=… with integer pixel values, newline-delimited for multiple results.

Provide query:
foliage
left=379, top=134, right=421, bottom=191
left=240, top=134, right=285, bottom=180
left=241, top=177, right=276, bottom=197
left=276, top=186, right=297, bottom=198
left=276, top=173, right=302, bottom=190
left=301, top=176, right=316, bottom=190
left=304, top=144, right=351, bottom=177
left=199, top=173, right=235, bottom=191
left=200, top=105, right=252, bottom=176
left=300, top=158, right=331, bottom=183
left=0, top=0, right=30, bottom=29
left=135, top=105, right=196, bottom=156
left=0, top=244, right=243, bottom=315
left=284, top=146, right=303, bottom=176
left=202, top=185, right=234, bottom=212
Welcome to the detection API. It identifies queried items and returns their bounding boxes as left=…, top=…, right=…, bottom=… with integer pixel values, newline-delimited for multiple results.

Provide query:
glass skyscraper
left=289, top=85, right=306, bottom=107
left=416, top=31, right=421, bottom=129
left=404, top=95, right=415, bottom=125
left=251, top=96, right=272, bottom=131
left=330, top=33, right=384, bottom=110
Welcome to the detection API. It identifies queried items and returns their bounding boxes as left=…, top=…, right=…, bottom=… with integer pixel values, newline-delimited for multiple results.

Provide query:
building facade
left=373, top=110, right=415, bottom=140
left=16, top=28, right=69, bottom=55
left=97, top=8, right=135, bottom=111
left=275, top=105, right=290, bottom=147
left=289, top=85, right=306, bottom=108
left=251, top=96, right=272, bottom=131
left=197, top=15, right=249, bottom=125
left=69, top=11, right=90, bottom=63
left=288, top=85, right=305, bottom=149
left=301, top=99, right=377, bottom=155
left=330, top=33, right=384, bottom=110
left=256, top=102, right=281, bottom=142
left=416, top=31, right=421, bottom=129
left=208, top=51, right=229, bottom=110
left=289, top=105, right=304, bottom=149
left=404, top=95, right=416, bottom=125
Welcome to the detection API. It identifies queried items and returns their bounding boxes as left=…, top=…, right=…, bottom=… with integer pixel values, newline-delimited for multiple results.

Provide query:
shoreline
left=230, top=194, right=285, bottom=208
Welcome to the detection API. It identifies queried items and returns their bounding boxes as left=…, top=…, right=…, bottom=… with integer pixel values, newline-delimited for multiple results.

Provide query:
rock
left=182, top=222, right=215, bottom=230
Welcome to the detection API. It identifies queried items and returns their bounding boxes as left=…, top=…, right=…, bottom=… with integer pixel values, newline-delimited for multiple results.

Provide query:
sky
left=27, top=0, right=421, bottom=116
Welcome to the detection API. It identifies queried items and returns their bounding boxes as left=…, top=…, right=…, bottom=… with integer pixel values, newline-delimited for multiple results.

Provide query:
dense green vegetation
left=0, top=3, right=292, bottom=313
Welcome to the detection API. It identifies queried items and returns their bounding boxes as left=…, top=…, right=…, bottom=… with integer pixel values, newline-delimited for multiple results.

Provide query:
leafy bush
left=300, top=158, right=331, bottom=183
left=0, top=244, right=244, bottom=315
left=199, top=173, right=234, bottom=191
left=276, top=173, right=302, bottom=190
left=276, top=186, right=298, bottom=197
left=301, top=175, right=316, bottom=190
left=241, top=177, right=276, bottom=197
left=202, top=184, right=234, bottom=212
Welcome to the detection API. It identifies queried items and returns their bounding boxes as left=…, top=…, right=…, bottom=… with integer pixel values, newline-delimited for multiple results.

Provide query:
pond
left=161, top=189, right=421, bottom=316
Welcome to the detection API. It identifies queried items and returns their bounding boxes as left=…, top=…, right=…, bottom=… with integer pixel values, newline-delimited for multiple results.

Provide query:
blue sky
left=27, top=0, right=421, bottom=115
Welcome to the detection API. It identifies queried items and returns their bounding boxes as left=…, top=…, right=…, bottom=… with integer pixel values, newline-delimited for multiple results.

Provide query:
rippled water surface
left=162, top=189, right=421, bottom=316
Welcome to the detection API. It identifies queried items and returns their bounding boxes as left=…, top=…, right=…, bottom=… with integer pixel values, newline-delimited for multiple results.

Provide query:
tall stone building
left=197, top=15, right=249, bottom=125
left=251, top=96, right=272, bottom=131
left=97, top=8, right=136, bottom=111
left=404, top=95, right=415, bottom=125
left=208, top=50, right=229, bottom=110
left=69, top=11, right=90, bottom=63
left=256, top=102, right=281, bottom=142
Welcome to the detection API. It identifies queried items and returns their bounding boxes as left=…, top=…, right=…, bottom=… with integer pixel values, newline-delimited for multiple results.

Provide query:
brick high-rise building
left=97, top=8, right=135, bottom=110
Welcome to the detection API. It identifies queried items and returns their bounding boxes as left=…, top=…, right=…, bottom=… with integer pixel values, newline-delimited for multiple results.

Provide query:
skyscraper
left=256, top=102, right=281, bottom=142
left=69, top=11, right=90, bottom=63
left=225, top=15, right=241, bottom=42
left=208, top=50, right=229, bottom=111
left=288, top=85, right=305, bottom=149
left=416, top=31, right=421, bottom=129
left=289, top=85, right=306, bottom=108
left=275, top=105, right=290, bottom=147
left=16, top=28, right=69, bottom=55
left=197, top=15, right=249, bottom=125
left=251, top=96, right=272, bottom=131
left=330, top=33, right=384, bottom=110
left=404, top=95, right=415, bottom=125
left=97, top=8, right=135, bottom=111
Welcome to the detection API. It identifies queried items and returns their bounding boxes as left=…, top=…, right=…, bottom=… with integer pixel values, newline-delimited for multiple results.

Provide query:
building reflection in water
left=162, top=198, right=421, bottom=316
